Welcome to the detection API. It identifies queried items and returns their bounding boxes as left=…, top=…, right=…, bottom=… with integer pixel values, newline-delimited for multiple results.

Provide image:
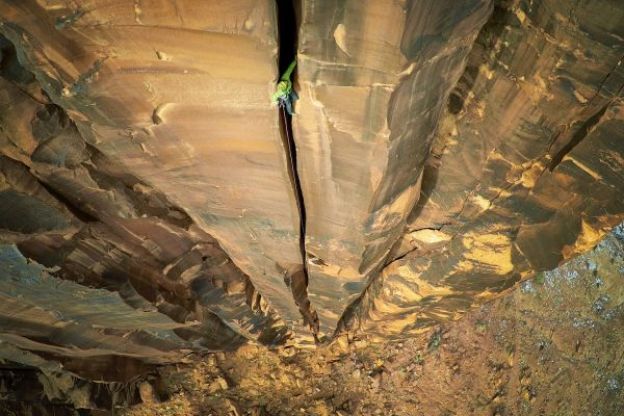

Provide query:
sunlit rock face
left=294, top=0, right=493, bottom=333
left=349, top=0, right=624, bottom=338
left=0, top=0, right=623, bottom=392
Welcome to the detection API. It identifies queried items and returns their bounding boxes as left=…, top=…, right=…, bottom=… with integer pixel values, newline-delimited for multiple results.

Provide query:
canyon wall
left=294, top=0, right=493, bottom=333
left=0, top=0, right=623, bottom=397
left=349, top=0, right=624, bottom=338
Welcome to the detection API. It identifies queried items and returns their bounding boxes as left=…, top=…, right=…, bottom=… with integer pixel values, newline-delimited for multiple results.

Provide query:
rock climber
left=272, top=59, right=298, bottom=115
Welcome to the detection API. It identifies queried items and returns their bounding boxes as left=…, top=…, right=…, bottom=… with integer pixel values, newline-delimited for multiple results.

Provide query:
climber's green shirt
left=272, top=59, right=298, bottom=114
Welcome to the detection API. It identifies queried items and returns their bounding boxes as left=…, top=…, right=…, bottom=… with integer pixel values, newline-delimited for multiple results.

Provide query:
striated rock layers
left=0, top=0, right=292, bottom=383
left=349, top=0, right=624, bottom=338
left=294, top=0, right=493, bottom=333
left=0, top=0, right=309, bottom=337
left=0, top=0, right=623, bottom=391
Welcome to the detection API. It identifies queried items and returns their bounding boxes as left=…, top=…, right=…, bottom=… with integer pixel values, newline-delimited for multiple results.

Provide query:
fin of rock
left=293, top=0, right=494, bottom=334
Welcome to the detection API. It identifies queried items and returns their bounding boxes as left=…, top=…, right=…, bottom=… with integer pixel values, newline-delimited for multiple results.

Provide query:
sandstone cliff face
left=0, top=0, right=623, bottom=392
left=294, top=0, right=493, bottom=333
left=0, top=0, right=310, bottom=337
left=348, top=0, right=624, bottom=338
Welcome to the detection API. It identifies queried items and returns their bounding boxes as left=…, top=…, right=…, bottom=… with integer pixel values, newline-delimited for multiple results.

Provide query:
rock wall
left=348, top=0, right=624, bottom=338
left=0, top=0, right=623, bottom=395
left=294, top=0, right=493, bottom=333
left=0, top=0, right=310, bottom=337
left=0, top=14, right=290, bottom=382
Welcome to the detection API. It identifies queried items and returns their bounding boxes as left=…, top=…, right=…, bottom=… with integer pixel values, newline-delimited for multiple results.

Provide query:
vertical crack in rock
left=276, top=0, right=320, bottom=339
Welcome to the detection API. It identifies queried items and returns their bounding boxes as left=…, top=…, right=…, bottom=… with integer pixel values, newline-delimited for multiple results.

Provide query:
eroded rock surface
left=0, top=1, right=623, bottom=405
left=0, top=0, right=310, bottom=336
left=0, top=17, right=289, bottom=384
left=347, top=0, right=624, bottom=338
left=294, top=0, right=493, bottom=333
left=121, top=226, right=624, bottom=416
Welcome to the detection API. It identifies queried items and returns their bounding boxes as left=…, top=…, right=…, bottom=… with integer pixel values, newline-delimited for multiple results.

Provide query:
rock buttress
left=293, top=0, right=493, bottom=333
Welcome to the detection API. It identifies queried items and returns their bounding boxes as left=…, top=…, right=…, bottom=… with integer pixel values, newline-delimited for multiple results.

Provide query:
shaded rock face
left=0, top=0, right=623, bottom=395
left=0, top=26, right=289, bottom=382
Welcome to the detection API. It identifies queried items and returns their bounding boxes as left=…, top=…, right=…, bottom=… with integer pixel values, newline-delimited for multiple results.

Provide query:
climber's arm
left=281, top=59, right=297, bottom=82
